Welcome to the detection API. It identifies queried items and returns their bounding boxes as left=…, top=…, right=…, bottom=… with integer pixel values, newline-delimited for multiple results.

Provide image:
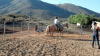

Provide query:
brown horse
left=46, top=23, right=68, bottom=36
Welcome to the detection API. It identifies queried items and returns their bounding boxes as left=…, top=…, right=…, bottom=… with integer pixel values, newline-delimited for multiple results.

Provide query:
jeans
left=92, top=34, right=99, bottom=46
left=56, top=24, right=63, bottom=31
left=36, top=29, right=43, bottom=32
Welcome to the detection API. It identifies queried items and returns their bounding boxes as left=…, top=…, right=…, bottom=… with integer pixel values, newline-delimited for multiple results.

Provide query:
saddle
left=55, top=24, right=63, bottom=31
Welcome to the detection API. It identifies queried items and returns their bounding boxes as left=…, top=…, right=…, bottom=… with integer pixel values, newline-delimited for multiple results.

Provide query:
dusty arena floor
left=0, top=31, right=100, bottom=56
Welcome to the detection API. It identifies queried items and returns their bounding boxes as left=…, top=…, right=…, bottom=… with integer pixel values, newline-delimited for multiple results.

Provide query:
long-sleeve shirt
left=54, top=19, right=59, bottom=24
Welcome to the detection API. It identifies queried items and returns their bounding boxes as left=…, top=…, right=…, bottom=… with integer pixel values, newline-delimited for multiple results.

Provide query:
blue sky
left=41, top=0, right=100, bottom=13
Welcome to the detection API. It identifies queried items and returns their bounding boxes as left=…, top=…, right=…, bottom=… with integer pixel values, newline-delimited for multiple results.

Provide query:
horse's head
left=91, top=21, right=94, bottom=30
left=91, top=21, right=97, bottom=30
left=62, top=23, right=68, bottom=28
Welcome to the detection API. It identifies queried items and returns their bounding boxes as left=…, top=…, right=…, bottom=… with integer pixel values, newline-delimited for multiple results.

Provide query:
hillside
left=0, top=0, right=100, bottom=19
left=56, top=3, right=100, bottom=17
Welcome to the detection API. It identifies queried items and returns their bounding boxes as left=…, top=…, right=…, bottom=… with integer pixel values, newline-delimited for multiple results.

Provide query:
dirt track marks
left=0, top=35, right=100, bottom=56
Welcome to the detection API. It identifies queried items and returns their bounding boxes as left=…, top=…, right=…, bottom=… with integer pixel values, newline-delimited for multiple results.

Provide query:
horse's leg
left=59, top=31, right=63, bottom=37
left=62, top=31, right=63, bottom=36
left=46, top=32, right=48, bottom=37
left=60, top=31, right=63, bottom=36
left=51, top=31, right=52, bottom=36
left=52, top=31, right=53, bottom=36
left=50, top=32, right=51, bottom=36
left=59, top=31, right=61, bottom=37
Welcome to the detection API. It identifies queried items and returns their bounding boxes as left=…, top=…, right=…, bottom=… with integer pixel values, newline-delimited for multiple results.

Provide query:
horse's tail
left=46, top=25, right=50, bottom=32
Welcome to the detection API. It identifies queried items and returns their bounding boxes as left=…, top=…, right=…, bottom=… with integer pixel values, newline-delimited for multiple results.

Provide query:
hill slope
left=0, top=0, right=74, bottom=19
left=0, top=0, right=100, bottom=19
left=56, top=3, right=100, bottom=17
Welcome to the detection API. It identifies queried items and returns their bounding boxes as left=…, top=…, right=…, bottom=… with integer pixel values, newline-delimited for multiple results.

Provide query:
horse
left=91, top=21, right=100, bottom=30
left=46, top=23, right=68, bottom=36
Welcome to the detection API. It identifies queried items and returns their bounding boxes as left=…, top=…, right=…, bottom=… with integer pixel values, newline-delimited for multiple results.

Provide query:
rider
left=54, top=16, right=62, bottom=31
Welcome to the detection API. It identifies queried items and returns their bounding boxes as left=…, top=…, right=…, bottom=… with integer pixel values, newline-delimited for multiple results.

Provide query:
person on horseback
left=54, top=16, right=63, bottom=31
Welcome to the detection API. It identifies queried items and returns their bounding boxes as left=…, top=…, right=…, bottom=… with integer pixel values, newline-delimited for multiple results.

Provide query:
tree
left=8, top=14, right=17, bottom=19
left=97, top=17, right=100, bottom=22
left=68, top=13, right=95, bottom=25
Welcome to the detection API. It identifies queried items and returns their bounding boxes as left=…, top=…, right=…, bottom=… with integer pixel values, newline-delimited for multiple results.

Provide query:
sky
left=41, top=0, right=100, bottom=13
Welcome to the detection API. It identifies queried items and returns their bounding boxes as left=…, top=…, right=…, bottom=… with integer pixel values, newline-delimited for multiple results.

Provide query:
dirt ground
left=0, top=30, right=100, bottom=56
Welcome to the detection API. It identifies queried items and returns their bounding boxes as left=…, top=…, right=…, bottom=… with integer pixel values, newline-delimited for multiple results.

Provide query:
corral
left=0, top=21, right=100, bottom=56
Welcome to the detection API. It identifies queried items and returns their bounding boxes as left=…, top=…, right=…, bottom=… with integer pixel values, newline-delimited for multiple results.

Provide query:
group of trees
left=7, top=14, right=29, bottom=19
left=68, top=13, right=99, bottom=25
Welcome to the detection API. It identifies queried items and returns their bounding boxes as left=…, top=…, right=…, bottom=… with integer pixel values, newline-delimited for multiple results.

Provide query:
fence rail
left=0, top=20, right=93, bottom=40
left=67, top=24, right=93, bottom=36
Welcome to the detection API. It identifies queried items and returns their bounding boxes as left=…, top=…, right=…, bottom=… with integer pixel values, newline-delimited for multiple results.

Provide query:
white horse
left=91, top=21, right=100, bottom=30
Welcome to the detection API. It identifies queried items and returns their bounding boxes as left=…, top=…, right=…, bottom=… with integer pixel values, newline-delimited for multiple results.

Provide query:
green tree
left=68, top=13, right=94, bottom=25
left=97, top=17, right=100, bottom=22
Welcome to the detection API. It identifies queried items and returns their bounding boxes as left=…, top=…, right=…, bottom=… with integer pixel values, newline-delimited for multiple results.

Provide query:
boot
left=92, top=45, right=94, bottom=48
left=98, top=46, right=100, bottom=49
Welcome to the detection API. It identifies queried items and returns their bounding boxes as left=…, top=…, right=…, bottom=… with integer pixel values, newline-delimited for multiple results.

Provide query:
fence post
left=81, top=25, right=82, bottom=37
left=89, top=25, right=91, bottom=29
left=13, top=20, right=15, bottom=35
left=3, top=19, right=6, bottom=40
left=28, top=15, right=30, bottom=37
left=21, top=22, right=22, bottom=34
